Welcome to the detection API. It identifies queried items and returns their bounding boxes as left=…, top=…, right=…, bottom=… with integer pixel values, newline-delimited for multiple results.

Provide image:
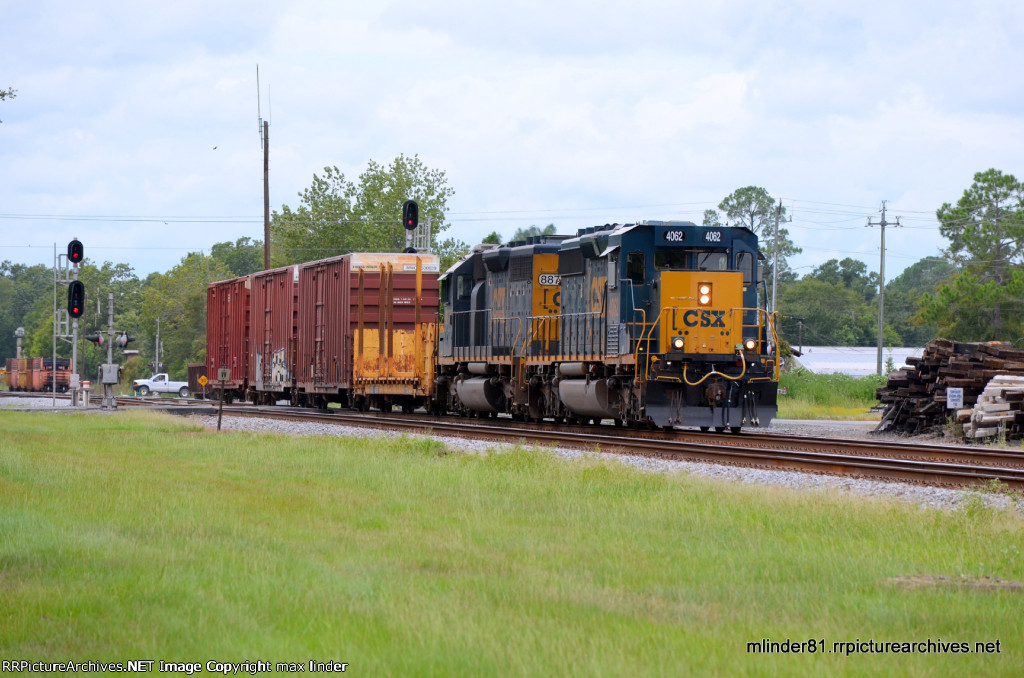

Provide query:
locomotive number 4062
left=703, top=230, right=723, bottom=243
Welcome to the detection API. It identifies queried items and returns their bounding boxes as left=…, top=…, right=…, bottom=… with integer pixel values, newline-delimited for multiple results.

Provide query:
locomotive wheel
left=401, top=404, right=414, bottom=414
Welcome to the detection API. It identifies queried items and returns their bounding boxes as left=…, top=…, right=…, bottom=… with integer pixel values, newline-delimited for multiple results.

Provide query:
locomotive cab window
left=456, top=274, right=473, bottom=301
left=626, top=252, right=645, bottom=284
left=696, top=251, right=729, bottom=271
left=737, top=251, right=755, bottom=286
left=654, top=251, right=688, bottom=270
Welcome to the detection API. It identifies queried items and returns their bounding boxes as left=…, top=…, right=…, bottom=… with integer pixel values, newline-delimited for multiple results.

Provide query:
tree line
left=1, top=162, right=1021, bottom=382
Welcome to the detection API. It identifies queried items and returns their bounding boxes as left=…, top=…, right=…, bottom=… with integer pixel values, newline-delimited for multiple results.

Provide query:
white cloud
left=1, top=0, right=1022, bottom=279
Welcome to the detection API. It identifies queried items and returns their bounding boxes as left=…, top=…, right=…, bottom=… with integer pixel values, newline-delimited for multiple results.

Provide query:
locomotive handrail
left=633, top=305, right=780, bottom=384
left=558, top=311, right=604, bottom=360
left=508, top=315, right=526, bottom=386
left=734, top=306, right=781, bottom=381
left=513, top=314, right=555, bottom=394
left=630, top=307, right=647, bottom=383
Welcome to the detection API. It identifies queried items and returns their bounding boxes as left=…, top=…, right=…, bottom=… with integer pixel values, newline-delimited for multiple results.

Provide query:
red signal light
left=402, top=200, right=419, bottom=231
left=68, top=239, right=84, bottom=265
left=67, top=281, right=85, bottom=318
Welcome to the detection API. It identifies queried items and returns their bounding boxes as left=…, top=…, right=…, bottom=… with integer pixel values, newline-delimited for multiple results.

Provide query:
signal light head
left=67, top=281, right=85, bottom=318
left=68, top=239, right=84, bottom=265
left=402, top=200, right=419, bottom=231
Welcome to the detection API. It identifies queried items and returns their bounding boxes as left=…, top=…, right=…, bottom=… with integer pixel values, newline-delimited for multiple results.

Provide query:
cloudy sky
left=3, top=1, right=1022, bottom=281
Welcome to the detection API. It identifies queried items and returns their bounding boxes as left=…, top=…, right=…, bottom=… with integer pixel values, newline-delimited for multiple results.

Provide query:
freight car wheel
left=730, top=426, right=742, bottom=434
left=715, top=426, right=726, bottom=433
left=700, top=426, right=710, bottom=432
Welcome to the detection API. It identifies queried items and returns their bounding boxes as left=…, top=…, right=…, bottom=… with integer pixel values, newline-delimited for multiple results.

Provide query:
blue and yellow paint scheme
left=436, top=222, right=778, bottom=430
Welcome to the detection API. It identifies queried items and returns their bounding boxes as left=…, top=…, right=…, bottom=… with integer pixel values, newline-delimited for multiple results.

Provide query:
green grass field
left=1, top=410, right=1021, bottom=676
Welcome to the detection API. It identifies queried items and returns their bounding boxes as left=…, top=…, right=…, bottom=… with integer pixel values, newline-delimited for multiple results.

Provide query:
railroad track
left=6, top=392, right=1023, bottom=491
left=187, top=401, right=1024, bottom=491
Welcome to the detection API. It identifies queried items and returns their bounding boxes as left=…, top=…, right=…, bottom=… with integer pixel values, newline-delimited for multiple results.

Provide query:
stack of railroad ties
left=875, top=339, right=1024, bottom=441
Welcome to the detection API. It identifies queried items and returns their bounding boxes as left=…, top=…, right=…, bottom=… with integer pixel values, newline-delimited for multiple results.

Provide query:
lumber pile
left=962, top=375, right=1024, bottom=440
left=875, top=339, right=1024, bottom=438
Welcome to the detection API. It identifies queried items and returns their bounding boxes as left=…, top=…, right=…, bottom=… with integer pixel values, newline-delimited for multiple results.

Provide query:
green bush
left=780, top=369, right=885, bottom=406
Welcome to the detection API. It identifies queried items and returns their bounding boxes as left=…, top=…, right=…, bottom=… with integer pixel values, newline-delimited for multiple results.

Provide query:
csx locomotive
left=436, top=221, right=778, bottom=431
left=207, top=220, right=778, bottom=431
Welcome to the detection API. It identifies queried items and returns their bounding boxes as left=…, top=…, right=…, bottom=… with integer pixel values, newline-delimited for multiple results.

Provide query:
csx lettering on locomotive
left=676, top=310, right=727, bottom=328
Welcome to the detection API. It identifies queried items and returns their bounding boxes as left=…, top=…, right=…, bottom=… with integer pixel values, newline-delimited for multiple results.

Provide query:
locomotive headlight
left=744, top=339, right=756, bottom=351
left=697, top=283, right=712, bottom=307
left=672, top=336, right=685, bottom=350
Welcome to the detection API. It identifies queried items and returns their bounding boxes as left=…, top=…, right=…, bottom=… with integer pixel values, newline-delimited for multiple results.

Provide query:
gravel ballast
left=4, top=395, right=1019, bottom=513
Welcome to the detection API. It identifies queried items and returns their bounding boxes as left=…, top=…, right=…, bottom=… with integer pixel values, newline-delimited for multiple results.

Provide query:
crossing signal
left=85, top=333, right=104, bottom=347
left=115, top=333, right=135, bottom=348
left=67, top=281, right=86, bottom=318
left=402, top=200, right=419, bottom=230
left=68, top=239, right=84, bottom=265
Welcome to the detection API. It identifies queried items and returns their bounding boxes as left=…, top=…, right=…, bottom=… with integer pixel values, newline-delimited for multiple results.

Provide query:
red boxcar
left=295, top=253, right=440, bottom=409
left=206, top=276, right=250, bottom=402
left=249, top=265, right=299, bottom=404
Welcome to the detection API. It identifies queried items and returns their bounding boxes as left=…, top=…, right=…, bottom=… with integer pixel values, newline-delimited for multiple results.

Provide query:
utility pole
left=258, top=65, right=270, bottom=270
left=867, top=201, right=901, bottom=376
left=263, top=119, right=270, bottom=270
left=771, top=200, right=780, bottom=316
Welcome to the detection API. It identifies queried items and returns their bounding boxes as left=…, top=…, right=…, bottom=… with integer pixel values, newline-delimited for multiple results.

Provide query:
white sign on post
left=946, top=387, right=963, bottom=409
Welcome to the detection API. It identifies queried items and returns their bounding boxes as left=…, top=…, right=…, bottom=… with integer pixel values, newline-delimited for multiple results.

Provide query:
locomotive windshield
left=696, top=251, right=729, bottom=271
left=654, top=252, right=688, bottom=270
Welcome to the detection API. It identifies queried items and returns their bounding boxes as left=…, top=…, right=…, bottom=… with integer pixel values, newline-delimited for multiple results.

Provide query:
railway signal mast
left=54, top=239, right=85, bottom=406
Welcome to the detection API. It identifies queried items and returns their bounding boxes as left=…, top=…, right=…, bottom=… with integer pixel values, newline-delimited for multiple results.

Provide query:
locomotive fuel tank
left=557, top=378, right=620, bottom=420
left=455, top=376, right=505, bottom=412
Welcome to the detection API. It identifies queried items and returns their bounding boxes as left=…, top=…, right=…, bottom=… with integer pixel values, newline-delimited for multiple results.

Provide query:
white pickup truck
left=133, top=373, right=189, bottom=398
